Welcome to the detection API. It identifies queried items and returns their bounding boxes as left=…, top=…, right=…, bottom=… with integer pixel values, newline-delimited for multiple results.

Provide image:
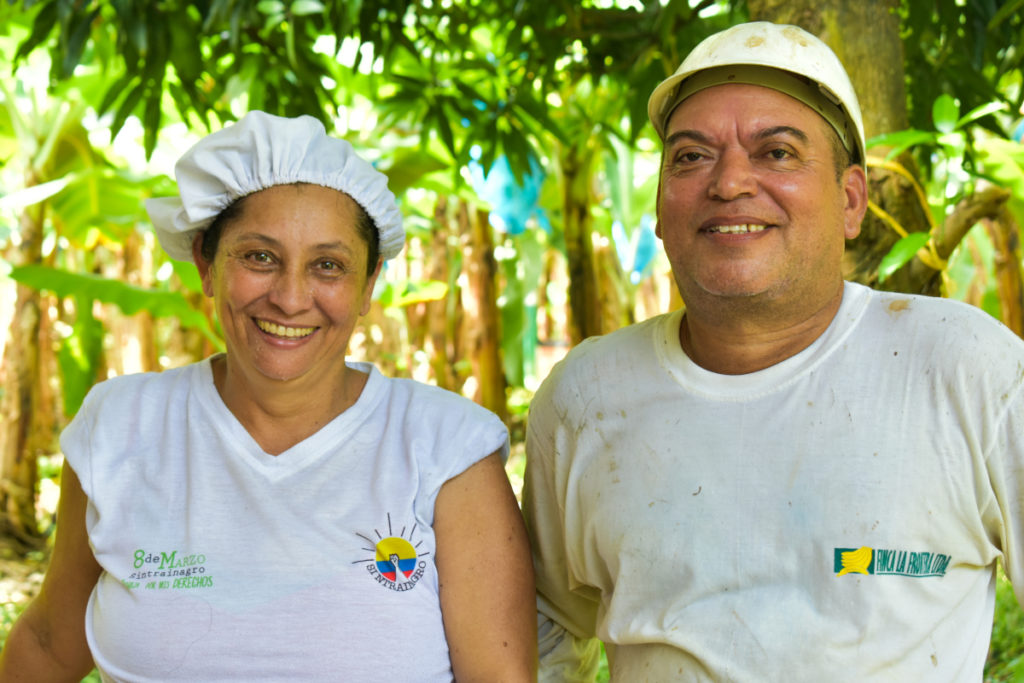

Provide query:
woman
left=0, top=112, right=536, bottom=681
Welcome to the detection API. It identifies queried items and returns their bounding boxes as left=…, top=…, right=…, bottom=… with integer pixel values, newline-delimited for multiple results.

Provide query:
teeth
left=256, top=320, right=316, bottom=338
left=708, top=224, right=767, bottom=234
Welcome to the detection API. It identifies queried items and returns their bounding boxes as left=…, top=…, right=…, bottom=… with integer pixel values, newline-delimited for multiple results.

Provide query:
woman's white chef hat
left=145, top=110, right=405, bottom=263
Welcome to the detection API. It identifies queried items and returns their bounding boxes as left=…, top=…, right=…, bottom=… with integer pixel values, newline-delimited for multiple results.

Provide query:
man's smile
left=703, top=224, right=769, bottom=234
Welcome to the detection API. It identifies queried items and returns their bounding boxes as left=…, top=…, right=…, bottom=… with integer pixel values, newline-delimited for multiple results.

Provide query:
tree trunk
left=110, top=230, right=159, bottom=376
left=0, top=201, right=47, bottom=550
left=984, top=207, right=1024, bottom=338
left=458, top=202, right=508, bottom=424
left=561, top=143, right=602, bottom=344
left=426, top=197, right=458, bottom=391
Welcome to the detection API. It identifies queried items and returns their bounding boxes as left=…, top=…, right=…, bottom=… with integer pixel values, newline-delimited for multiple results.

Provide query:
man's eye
left=767, top=148, right=792, bottom=160
left=675, top=151, right=703, bottom=163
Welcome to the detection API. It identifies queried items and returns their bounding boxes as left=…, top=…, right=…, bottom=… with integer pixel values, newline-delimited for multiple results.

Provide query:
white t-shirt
left=525, top=282, right=1024, bottom=681
left=62, top=359, right=508, bottom=682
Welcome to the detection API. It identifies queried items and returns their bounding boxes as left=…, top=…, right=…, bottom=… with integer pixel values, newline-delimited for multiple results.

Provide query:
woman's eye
left=247, top=250, right=273, bottom=263
left=317, top=260, right=345, bottom=274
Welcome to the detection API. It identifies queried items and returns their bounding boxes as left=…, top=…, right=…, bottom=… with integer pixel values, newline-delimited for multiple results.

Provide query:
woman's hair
left=198, top=183, right=381, bottom=274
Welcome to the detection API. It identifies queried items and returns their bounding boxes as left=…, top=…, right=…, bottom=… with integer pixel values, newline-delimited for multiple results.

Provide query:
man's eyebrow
left=755, top=125, right=809, bottom=144
left=664, top=129, right=711, bottom=147
left=664, top=125, right=810, bottom=147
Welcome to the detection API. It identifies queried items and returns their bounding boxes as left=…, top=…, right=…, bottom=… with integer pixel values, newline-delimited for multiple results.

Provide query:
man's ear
left=192, top=232, right=215, bottom=298
left=842, top=164, right=868, bottom=240
left=655, top=178, right=664, bottom=239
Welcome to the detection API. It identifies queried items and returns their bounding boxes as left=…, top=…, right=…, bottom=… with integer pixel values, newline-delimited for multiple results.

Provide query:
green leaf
left=143, top=92, right=161, bottom=160
left=381, top=148, right=450, bottom=196
left=976, top=139, right=1024, bottom=199
left=932, top=94, right=959, bottom=134
left=171, top=260, right=204, bottom=293
left=257, top=0, right=286, bottom=14
left=988, top=0, right=1024, bottom=29
left=97, top=73, right=136, bottom=116
left=377, top=279, right=448, bottom=307
left=58, top=295, right=104, bottom=417
left=60, top=7, right=100, bottom=79
left=0, top=175, right=76, bottom=211
left=866, top=129, right=936, bottom=151
left=8, top=265, right=218, bottom=342
left=955, top=101, right=1008, bottom=130
left=111, top=84, right=144, bottom=137
left=431, top=101, right=457, bottom=160
left=14, top=1, right=58, bottom=63
left=291, top=0, right=326, bottom=17
left=878, top=232, right=931, bottom=283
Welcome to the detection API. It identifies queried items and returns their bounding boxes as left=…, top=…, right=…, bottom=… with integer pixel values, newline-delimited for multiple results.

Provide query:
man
left=524, top=21, right=1024, bottom=681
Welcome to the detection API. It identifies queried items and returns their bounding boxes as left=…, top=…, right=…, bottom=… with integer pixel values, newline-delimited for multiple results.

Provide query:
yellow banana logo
left=837, top=546, right=873, bottom=576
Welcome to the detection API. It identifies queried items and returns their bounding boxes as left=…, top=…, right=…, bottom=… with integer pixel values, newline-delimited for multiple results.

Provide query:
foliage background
left=1, top=0, right=1024, bottom=679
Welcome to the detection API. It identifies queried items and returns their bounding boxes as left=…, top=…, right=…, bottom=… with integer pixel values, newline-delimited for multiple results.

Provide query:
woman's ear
left=192, top=233, right=215, bottom=298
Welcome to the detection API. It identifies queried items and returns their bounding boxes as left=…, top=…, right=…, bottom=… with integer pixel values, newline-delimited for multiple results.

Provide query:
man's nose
left=708, top=149, right=758, bottom=200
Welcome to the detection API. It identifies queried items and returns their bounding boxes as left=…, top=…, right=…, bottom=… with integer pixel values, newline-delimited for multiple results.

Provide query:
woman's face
left=195, top=184, right=381, bottom=386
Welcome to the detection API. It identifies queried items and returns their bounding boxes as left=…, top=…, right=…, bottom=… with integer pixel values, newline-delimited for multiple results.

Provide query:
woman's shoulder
left=381, top=373, right=500, bottom=424
left=74, top=362, right=203, bottom=419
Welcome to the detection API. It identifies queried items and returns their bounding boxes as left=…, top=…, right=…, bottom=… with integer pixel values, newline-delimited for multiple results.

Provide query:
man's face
left=656, top=83, right=866, bottom=316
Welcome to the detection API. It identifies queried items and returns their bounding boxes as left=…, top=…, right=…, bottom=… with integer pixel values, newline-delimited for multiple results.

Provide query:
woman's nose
left=267, top=268, right=312, bottom=313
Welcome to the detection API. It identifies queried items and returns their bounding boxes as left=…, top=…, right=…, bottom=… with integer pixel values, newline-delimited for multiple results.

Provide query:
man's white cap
left=647, top=22, right=866, bottom=165
left=146, top=111, right=405, bottom=262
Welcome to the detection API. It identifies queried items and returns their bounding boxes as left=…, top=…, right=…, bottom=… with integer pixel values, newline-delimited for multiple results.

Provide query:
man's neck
left=679, top=283, right=845, bottom=375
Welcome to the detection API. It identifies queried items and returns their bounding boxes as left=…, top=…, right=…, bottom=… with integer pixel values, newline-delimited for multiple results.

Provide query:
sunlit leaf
left=171, top=260, right=204, bottom=293
left=58, top=295, right=104, bottom=417
left=878, top=232, right=931, bottom=283
left=932, top=94, right=959, bottom=134
left=377, top=279, right=448, bottom=307
left=975, top=139, right=1024, bottom=199
left=381, top=148, right=450, bottom=196
left=866, top=129, right=936, bottom=160
left=956, top=101, right=1008, bottom=130
left=291, top=1, right=325, bottom=17
left=0, top=175, right=76, bottom=210
left=256, top=0, right=286, bottom=14
left=8, top=265, right=218, bottom=342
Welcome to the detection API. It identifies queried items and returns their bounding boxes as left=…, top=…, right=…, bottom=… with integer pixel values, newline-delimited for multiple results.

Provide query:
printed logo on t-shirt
left=353, top=513, right=429, bottom=592
left=834, top=546, right=951, bottom=578
left=123, top=547, right=213, bottom=590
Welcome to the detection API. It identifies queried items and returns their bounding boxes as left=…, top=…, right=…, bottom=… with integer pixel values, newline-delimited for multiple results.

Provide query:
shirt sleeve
left=523, top=372, right=602, bottom=682
left=984, top=375, right=1024, bottom=603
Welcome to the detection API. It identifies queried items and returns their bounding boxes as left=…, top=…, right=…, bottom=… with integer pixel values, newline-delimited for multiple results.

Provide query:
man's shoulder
left=862, top=286, right=1017, bottom=338
left=555, top=312, right=675, bottom=372
left=855, top=284, right=1024, bottom=368
left=535, top=312, right=677, bottom=400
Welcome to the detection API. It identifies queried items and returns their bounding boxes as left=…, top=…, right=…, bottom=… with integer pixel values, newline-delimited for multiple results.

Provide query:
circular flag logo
left=355, top=514, right=429, bottom=592
left=375, top=537, right=418, bottom=582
